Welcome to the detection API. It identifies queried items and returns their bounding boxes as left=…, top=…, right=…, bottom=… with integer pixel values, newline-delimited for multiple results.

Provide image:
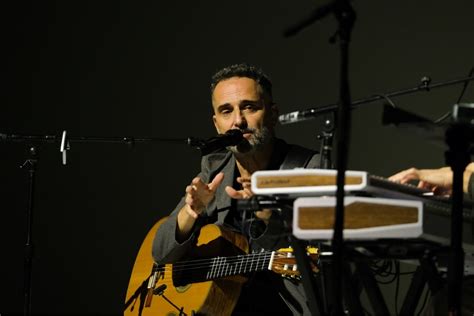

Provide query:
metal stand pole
left=21, top=146, right=38, bottom=316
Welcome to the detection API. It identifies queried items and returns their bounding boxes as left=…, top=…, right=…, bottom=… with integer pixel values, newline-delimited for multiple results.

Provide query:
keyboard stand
left=399, top=254, right=445, bottom=315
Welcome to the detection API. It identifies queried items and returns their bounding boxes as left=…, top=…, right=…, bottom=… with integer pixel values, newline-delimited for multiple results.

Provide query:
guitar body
left=124, top=217, right=249, bottom=316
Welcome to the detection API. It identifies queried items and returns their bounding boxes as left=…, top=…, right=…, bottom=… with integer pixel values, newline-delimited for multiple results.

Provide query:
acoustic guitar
left=124, top=217, right=318, bottom=316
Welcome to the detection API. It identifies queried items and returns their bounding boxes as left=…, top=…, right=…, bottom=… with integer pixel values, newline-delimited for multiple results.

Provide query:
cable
left=394, top=261, right=400, bottom=316
left=456, top=66, right=474, bottom=104
left=372, top=260, right=398, bottom=284
left=373, top=93, right=396, bottom=108
left=416, top=286, right=431, bottom=316
left=434, top=66, right=474, bottom=123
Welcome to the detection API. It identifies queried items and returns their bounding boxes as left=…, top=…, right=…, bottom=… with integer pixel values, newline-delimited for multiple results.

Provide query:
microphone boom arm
left=279, top=74, right=474, bottom=125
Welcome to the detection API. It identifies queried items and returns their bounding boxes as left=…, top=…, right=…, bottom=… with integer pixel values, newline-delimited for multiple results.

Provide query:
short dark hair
left=210, top=63, right=273, bottom=101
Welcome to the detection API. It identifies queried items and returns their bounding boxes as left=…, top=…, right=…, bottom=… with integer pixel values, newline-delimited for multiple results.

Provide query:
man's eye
left=243, top=104, right=257, bottom=111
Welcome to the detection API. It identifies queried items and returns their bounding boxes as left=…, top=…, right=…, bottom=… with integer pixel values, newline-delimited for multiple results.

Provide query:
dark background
left=1, top=1, right=473, bottom=315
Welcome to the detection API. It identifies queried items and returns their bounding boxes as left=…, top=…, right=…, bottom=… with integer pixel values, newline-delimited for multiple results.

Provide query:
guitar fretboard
left=171, top=251, right=275, bottom=286
left=206, top=251, right=273, bottom=279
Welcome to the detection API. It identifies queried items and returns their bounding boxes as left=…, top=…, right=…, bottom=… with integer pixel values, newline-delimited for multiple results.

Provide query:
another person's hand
left=389, top=163, right=474, bottom=196
left=389, top=167, right=453, bottom=195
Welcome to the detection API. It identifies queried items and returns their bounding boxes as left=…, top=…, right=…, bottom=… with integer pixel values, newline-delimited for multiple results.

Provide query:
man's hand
left=184, top=172, right=224, bottom=218
left=225, top=176, right=253, bottom=199
left=176, top=173, right=224, bottom=241
left=225, top=176, right=272, bottom=223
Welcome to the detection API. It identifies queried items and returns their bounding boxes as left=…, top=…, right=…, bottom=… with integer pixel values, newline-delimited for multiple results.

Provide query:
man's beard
left=227, top=126, right=273, bottom=154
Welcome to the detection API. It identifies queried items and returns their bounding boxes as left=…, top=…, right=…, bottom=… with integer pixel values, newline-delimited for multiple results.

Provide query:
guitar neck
left=206, top=251, right=273, bottom=279
left=172, top=251, right=274, bottom=286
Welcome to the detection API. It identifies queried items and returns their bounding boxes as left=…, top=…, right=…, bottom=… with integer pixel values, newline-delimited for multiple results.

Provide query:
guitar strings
left=169, top=251, right=303, bottom=272
left=148, top=253, right=305, bottom=283
left=166, top=252, right=274, bottom=272
left=165, top=251, right=314, bottom=273
left=155, top=255, right=273, bottom=282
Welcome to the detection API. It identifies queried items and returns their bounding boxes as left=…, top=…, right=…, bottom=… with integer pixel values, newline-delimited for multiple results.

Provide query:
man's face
left=212, top=77, right=277, bottom=153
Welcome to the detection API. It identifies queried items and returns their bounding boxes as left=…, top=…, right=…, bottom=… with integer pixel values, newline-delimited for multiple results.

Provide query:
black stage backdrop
left=1, top=1, right=473, bottom=315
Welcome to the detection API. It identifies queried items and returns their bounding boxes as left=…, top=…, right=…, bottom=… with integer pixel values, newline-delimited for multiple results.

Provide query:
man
left=152, top=63, right=320, bottom=315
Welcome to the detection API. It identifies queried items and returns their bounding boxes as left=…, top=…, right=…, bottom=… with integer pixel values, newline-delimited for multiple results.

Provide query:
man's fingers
left=185, top=193, right=205, bottom=214
left=209, top=173, right=224, bottom=192
left=225, top=186, right=241, bottom=199
left=225, top=186, right=253, bottom=199
left=188, top=175, right=222, bottom=194
left=243, top=188, right=253, bottom=198
left=191, top=177, right=205, bottom=190
left=241, top=182, right=252, bottom=189
left=225, top=186, right=248, bottom=199
left=237, top=177, right=251, bottom=184
left=185, top=184, right=195, bottom=194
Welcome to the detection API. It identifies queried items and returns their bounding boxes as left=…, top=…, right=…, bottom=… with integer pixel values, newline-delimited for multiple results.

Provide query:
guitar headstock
left=270, top=247, right=319, bottom=277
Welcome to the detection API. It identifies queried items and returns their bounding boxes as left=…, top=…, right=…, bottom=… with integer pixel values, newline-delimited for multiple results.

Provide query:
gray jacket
left=152, top=139, right=320, bottom=315
left=152, top=139, right=319, bottom=263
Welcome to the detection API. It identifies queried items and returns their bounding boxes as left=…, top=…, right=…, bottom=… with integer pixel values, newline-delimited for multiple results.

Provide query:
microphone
left=188, top=129, right=244, bottom=155
left=278, top=109, right=320, bottom=125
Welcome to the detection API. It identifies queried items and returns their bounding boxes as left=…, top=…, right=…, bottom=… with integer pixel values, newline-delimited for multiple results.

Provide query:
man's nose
left=233, top=111, right=246, bottom=128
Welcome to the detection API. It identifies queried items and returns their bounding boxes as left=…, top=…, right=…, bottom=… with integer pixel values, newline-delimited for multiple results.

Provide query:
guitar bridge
left=145, top=263, right=162, bottom=307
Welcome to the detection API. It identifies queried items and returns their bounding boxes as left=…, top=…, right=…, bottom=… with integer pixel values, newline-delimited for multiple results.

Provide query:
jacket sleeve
left=152, top=164, right=213, bottom=264
left=151, top=202, right=213, bottom=264
left=151, top=197, right=202, bottom=264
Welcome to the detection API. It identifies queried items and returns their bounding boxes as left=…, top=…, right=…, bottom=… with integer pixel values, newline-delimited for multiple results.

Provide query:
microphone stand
left=20, top=146, right=37, bottom=316
left=444, top=124, right=472, bottom=315
left=317, top=113, right=335, bottom=169
left=330, top=3, right=356, bottom=314
left=1, top=133, right=198, bottom=146
left=284, top=1, right=356, bottom=314
left=1, top=131, right=212, bottom=316
left=279, top=74, right=474, bottom=125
